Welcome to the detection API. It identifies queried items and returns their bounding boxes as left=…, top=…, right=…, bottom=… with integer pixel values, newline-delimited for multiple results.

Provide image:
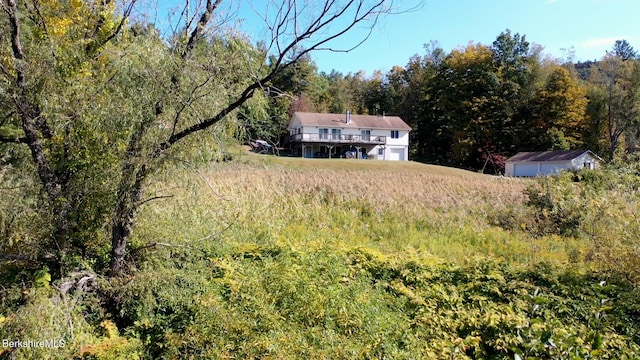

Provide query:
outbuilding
left=504, top=150, right=602, bottom=177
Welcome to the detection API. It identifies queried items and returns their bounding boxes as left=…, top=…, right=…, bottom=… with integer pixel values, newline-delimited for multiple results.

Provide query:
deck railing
left=287, top=133, right=386, bottom=144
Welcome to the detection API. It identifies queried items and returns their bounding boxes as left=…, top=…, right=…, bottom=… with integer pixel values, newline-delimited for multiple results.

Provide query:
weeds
left=2, top=157, right=639, bottom=358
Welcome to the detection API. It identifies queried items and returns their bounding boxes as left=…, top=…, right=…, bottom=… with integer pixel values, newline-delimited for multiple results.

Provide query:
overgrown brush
left=495, top=165, right=640, bottom=282
left=2, top=158, right=639, bottom=358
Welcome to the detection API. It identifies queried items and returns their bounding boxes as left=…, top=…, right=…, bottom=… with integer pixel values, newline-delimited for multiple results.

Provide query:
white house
left=286, top=111, right=411, bottom=160
left=505, top=150, right=602, bottom=177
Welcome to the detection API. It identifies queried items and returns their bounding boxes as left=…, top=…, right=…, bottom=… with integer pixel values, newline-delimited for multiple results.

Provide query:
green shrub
left=495, top=165, right=640, bottom=281
left=3, top=157, right=640, bottom=359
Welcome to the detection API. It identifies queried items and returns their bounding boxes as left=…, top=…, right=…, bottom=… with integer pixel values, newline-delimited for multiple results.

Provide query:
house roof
left=291, top=112, right=411, bottom=131
left=506, top=150, right=597, bottom=163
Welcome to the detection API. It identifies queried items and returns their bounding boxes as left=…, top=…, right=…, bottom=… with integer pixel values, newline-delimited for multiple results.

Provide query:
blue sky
left=308, top=0, right=640, bottom=75
left=153, top=0, right=640, bottom=76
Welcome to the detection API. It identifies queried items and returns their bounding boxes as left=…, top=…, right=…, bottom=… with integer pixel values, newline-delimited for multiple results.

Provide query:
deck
left=286, top=133, right=386, bottom=145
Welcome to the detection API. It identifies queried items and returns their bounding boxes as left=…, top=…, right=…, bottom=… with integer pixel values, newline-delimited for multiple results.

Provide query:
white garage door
left=514, top=163, right=539, bottom=177
left=389, top=148, right=404, bottom=161
left=540, top=163, right=569, bottom=175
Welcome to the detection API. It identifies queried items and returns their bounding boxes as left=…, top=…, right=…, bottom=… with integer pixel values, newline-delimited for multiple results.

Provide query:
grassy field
left=3, top=152, right=639, bottom=359
left=240, top=151, right=488, bottom=176
left=138, top=151, right=583, bottom=266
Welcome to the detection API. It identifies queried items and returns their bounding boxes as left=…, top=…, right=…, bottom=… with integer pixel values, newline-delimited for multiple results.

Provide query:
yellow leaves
left=38, top=0, right=121, bottom=54
left=193, top=294, right=219, bottom=307
left=70, top=0, right=84, bottom=9
left=41, top=0, right=89, bottom=38
left=48, top=16, right=74, bottom=37
left=100, top=320, right=120, bottom=339
left=1, top=55, right=15, bottom=75
left=447, top=43, right=494, bottom=70
left=78, top=67, right=93, bottom=78
left=40, top=0, right=62, bottom=10
left=34, top=267, right=51, bottom=288
left=80, top=320, right=142, bottom=359
left=133, top=318, right=152, bottom=329
left=537, top=66, right=588, bottom=133
left=388, top=279, right=427, bottom=306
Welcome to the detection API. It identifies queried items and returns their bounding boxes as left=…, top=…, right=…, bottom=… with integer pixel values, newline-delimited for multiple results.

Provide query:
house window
left=361, top=129, right=371, bottom=141
left=331, top=128, right=342, bottom=140
left=391, top=130, right=399, bottom=139
left=378, top=148, right=384, bottom=156
left=318, top=128, right=328, bottom=140
left=584, top=162, right=593, bottom=170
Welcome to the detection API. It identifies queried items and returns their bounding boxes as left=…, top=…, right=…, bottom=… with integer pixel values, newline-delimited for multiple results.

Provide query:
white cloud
left=545, top=0, right=558, bottom=4
left=581, top=37, right=628, bottom=48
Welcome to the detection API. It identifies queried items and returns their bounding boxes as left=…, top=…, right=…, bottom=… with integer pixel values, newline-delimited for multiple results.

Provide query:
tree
left=590, top=55, right=640, bottom=160
left=530, top=66, right=588, bottom=150
left=611, top=39, right=637, bottom=61
left=403, top=43, right=443, bottom=160
left=363, top=70, right=385, bottom=115
left=320, top=70, right=347, bottom=113
left=583, top=84, right=609, bottom=155
left=383, top=65, right=408, bottom=115
left=432, top=43, right=502, bottom=168
left=1, top=0, right=398, bottom=277
left=491, top=30, right=537, bottom=153
left=240, top=53, right=320, bottom=143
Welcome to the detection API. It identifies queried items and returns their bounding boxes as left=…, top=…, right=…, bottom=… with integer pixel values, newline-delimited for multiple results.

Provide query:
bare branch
left=170, top=77, right=213, bottom=137
left=24, top=0, right=49, bottom=39
left=7, top=0, right=26, bottom=89
left=0, top=135, right=26, bottom=144
left=6, top=0, right=60, bottom=200
left=157, top=83, right=258, bottom=153
left=130, top=241, right=189, bottom=255
left=0, top=252, right=56, bottom=263
left=293, top=0, right=386, bottom=55
left=150, top=0, right=398, bottom=158
left=182, top=0, right=223, bottom=60
left=87, top=0, right=139, bottom=55
left=264, top=85, right=298, bottom=100
left=53, top=271, right=97, bottom=295
left=0, top=254, right=32, bottom=261
left=195, top=220, right=234, bottom=242
left=138, top=194, right=175, bottom=206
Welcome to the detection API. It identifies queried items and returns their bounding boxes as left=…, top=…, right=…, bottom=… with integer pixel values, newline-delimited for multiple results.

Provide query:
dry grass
left=224, top=149, right=529, bottom=214
left=135, top=156, right=568, bottom=268
left=199, top=164, right=528, bottom=220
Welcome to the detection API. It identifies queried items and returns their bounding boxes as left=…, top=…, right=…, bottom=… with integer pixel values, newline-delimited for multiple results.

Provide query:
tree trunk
left=109, top=164, right=147, bottom=277
left=109, top=212, right=133, bottom=277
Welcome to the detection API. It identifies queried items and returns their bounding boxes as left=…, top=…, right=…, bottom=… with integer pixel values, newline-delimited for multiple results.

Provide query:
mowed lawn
left=240, top=149, right=493, bottom=177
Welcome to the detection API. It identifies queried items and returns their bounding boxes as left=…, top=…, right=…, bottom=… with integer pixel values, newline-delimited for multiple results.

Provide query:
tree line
left=258, top=33, right=640, bottom=172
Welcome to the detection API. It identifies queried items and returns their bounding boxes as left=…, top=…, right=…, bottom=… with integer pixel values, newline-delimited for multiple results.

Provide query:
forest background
left=250, top=35, right=640, bottom=173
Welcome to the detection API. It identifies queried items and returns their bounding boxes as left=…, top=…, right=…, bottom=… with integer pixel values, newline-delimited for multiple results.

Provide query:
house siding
left=505, top=151, right=601, bottom=177
left=571, top=153, right=599, bottom=170
left=288, top=115, right=410, bottom=160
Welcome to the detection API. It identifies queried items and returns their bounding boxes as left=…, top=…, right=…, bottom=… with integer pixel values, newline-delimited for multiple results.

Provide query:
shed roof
left=291, top=112, right=411, bottom=131
left=506, top=150, right=595, bottom=163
